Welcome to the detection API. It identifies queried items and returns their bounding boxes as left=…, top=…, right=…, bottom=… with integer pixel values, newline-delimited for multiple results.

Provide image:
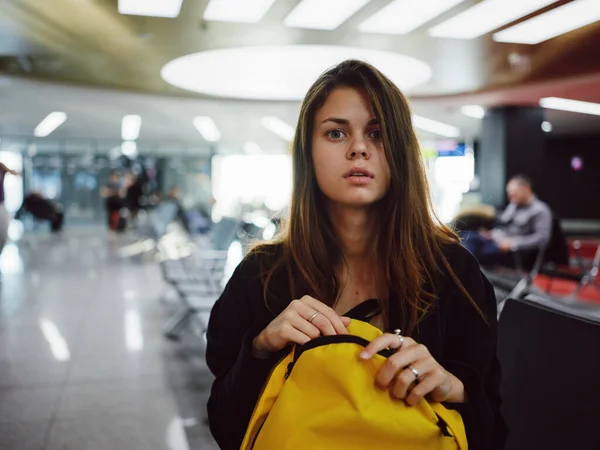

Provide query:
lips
left=343, top=167, right=374, bottom=178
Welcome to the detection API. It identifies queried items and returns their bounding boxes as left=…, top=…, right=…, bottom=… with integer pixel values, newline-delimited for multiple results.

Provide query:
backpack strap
left=343, top=299, right=382, bottom=322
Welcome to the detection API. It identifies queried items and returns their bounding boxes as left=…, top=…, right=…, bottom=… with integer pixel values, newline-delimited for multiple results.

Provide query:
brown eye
left=369, top=129, right=382, bottom=140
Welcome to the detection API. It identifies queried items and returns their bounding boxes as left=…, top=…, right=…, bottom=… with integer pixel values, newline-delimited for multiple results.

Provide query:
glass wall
left=0, top=136, right=212, bottom=226
left=0, top=135, right=476, bottom=229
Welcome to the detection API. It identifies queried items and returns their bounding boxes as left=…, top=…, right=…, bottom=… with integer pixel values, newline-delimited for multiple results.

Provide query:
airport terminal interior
left=1, top=1, right=600, bottom=449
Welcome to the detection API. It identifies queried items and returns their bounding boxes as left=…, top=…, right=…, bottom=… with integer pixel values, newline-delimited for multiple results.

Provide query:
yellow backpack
left=241, top=319, right=468, bottom=450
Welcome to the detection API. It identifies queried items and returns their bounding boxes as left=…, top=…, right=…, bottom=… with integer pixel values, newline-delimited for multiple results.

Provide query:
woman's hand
left=253, top=295, right=350, bottom=355
left=360, top=333, right=465, bottom=406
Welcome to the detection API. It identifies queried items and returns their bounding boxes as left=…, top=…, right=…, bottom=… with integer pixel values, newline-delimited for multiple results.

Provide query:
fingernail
left=360, top=351, right=369, bottom=359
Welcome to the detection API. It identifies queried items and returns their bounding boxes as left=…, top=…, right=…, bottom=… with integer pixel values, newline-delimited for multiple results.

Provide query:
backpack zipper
left=284, top=335, right=394, bottom=379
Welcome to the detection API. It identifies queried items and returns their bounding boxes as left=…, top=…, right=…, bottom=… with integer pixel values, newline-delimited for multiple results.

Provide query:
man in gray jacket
left=463, top=174, right=552, bottom=267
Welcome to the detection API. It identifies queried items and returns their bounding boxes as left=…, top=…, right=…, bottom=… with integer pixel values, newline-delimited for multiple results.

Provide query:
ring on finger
left=409, top=365, right=420, bottom=382
left=393, top=329, right=404, bottom=348
left=308, top=312, right=321, bottom=324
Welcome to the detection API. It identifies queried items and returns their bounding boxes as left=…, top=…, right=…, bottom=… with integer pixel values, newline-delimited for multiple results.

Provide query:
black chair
left=498, top=296, right=600, bottom=450
left=543, top=213, right=570, bottom=267
left=486, top=245, right=547, bottom=316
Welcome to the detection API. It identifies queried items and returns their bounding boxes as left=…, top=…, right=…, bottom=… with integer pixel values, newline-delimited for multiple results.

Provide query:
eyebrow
left=320, top=117, right=380, bottom=126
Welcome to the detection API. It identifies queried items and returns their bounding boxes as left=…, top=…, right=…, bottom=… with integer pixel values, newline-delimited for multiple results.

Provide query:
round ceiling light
left=161, top=45, right=432, bottom=101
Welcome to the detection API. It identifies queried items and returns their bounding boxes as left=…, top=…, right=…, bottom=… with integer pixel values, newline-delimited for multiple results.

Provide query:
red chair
left=536, top=242, right=600, bottom=301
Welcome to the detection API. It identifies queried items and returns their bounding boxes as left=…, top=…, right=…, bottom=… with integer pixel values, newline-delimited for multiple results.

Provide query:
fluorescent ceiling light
left=461, top=105, right=485, bottom=119
left=413, top=115, right=460, bottom=137
left=359, top=0, right=466, bottom=35
left=203, top=0, right=277, bottom=23
left=539, top=97, right=600, bottom=116
left=261, top=116, right=295, bottom=141
left=494, top=0, right=600, bottom=45
left=122, top=115, right=142, bottom=141
left=429, top=0, right=557, bottom=39
left=121, top=141, right=138, bottom=157
left=162, top=46, right=431, bottom=100
left=541, top=121, right=553, bottom=132
left=243, top=142, right=262, bottom=155
left=193, top=116, right=222, bottom=141
left=285, top=0, right=370, bottom=30
left=118, top=0, right=183, bottom=18
left=34, top=112, right=67, bottom=137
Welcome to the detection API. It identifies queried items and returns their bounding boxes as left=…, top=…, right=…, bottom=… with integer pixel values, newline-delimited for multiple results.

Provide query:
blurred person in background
left=101, top=171, right=125, bottom=232
left=462, top=174, right=552, bottom=267
left=206, top=60, right=506, bottom=450
left=124, top=170, right=143, bottom=223
left=0, top=162, right=20, bottom=267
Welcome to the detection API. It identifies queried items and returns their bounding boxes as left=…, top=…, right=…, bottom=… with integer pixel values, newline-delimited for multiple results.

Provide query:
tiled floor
left=0, top=229, right=218, bottom=450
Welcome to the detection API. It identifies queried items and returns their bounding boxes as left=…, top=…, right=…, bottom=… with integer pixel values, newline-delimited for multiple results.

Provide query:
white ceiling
left=0, top=0, right=599, bottom=155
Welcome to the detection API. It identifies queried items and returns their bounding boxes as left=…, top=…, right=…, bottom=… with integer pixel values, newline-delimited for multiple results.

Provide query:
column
left=477, top=106, right=546, bottom=207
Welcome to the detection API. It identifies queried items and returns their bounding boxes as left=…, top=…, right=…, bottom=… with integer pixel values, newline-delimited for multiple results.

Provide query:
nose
left=346, top=138, right=369, bottom=160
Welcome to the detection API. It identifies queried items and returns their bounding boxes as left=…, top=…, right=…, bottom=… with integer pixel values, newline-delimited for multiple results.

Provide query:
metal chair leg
left=163, top=307, right=192, bottom=341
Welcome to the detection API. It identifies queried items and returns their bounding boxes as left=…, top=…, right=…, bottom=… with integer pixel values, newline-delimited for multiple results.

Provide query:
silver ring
left=409, top=366, right=420, bottom=381
left=308, top=312, right=321, bottom=324
left=393, top=329, right=404, bottom=348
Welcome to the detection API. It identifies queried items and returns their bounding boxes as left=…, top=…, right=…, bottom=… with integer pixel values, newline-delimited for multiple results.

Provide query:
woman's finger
left=360, top=334, right=417, bottom=360
left=289, top=313, right=322, bottom=339
left=281, top=323, right=313, bottom=346
left=300, top=296, right=348, bottom=335
left=375, top=345, right=423, bottom=388
left=310, top=313, right=337, bottom=336
left=290, top=299, right=340, bottom=337
left=390, top=359, right=436, bottom=401
left=401, top=370, right=442, bottom=406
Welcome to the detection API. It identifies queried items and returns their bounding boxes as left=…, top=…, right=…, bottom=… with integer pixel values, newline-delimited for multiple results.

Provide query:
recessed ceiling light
left=461, top=105, right=485, bottom=119
left=359, top=0, right=466, bottom=35
left=122, top=115, right=142, bottom=141
left=413, top=115, right=460, bottom=137
left=261, top=117, right=295, bottom=141
left=539, top=97, right=600, bottom=116
left=193, top=117, right=222, bottom=142
left=203, top=0, right=277, bottom=23
left=284, top=0, right=371, bottom=30
left=162, top=46, right=432, bottom=100
left=541, top=121, right=553, bottom=132
left=34, top=112, right=67, bottom=138
left=429, top=0, right=557, bottom=39
left=118, top=0, right=183, bottom=18
left=494, top=0, right=600, bottom=45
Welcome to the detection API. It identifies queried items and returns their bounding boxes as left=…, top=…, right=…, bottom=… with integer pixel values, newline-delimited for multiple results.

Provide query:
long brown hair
left=254, top=60, right=481, bottom=334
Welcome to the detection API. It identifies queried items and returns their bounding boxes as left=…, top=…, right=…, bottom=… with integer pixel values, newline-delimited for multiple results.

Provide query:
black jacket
left=206, top=243, right=507, bottom=450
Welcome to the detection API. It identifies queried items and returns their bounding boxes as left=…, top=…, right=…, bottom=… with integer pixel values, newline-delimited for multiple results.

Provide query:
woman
left=206, top=60, right=507, bottom=450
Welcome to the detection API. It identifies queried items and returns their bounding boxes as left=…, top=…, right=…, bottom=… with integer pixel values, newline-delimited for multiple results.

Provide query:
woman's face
left=312, top=86, right=391, bottom=209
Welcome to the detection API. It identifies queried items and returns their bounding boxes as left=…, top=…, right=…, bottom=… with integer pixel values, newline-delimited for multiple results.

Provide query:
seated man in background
left=462, top=174, right=552, bottom=268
